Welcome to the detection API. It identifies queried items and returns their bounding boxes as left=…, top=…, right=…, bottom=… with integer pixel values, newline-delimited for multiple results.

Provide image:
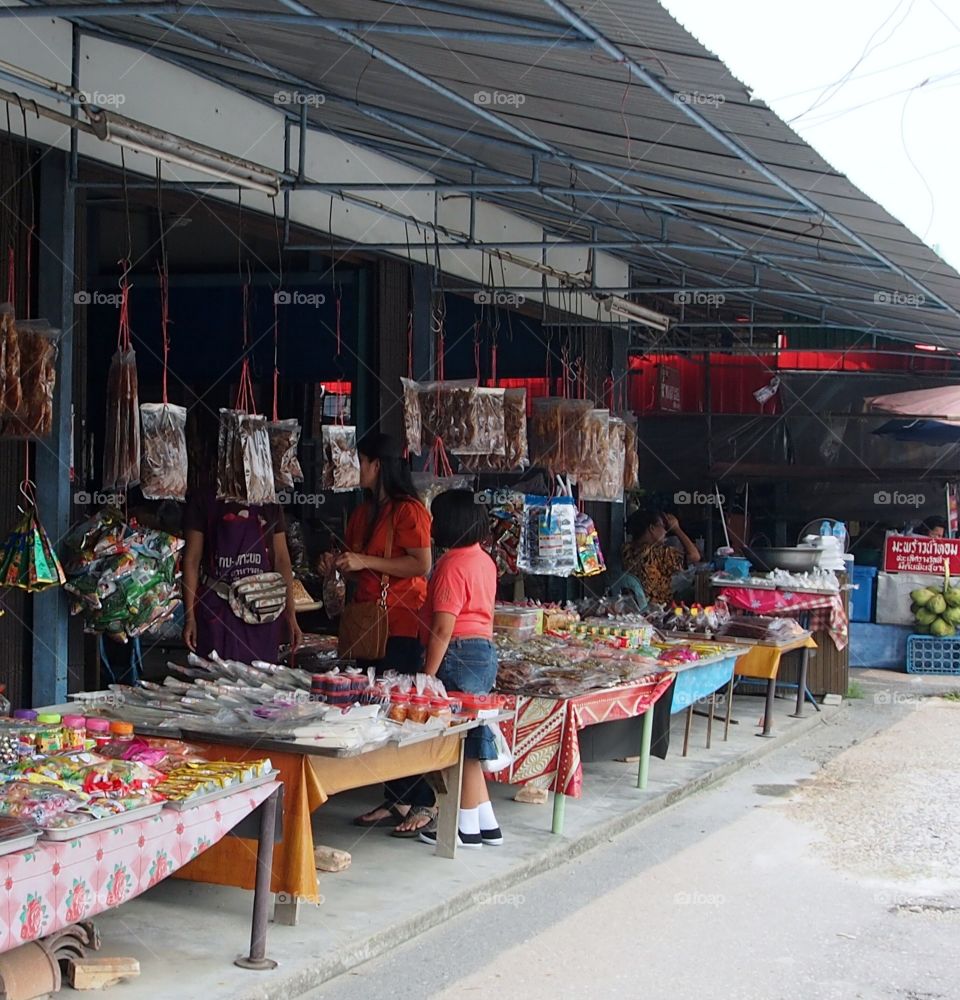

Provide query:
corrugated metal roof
left=14, top=0, right=960, bottom=345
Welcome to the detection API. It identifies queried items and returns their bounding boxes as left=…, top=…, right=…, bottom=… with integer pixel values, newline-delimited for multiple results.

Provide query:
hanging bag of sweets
left=2, top=320, right=59, bottom=439
left=0, top=483, right=66, bottom=592
left=103, top=278, right=141, bottom=489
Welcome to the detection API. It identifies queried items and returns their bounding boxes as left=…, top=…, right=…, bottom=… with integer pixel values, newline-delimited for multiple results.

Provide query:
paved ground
left=307, top=672, right=960, bottom=1000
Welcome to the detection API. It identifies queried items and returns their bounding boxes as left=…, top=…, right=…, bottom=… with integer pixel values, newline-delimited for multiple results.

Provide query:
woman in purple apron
left=181, top=489, right=302, bottom=662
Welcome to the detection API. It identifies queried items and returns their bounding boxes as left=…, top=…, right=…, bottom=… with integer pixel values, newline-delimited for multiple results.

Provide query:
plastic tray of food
left=161, top=769, right=279, bottom=811
left=0, top=817, right=41, bottom=856
left=40, top=802, right=165, bottom=841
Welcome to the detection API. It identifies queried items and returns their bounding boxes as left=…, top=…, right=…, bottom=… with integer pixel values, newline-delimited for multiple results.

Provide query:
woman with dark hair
left=318, top=431, right=434, bottom=832
left=622, top=509, right=701, bottom=606
left=416, top=490, right=502, bottom=848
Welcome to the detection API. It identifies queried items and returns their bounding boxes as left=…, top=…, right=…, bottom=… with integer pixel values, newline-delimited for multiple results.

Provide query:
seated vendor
left=622, top=510, right=701, bottom=606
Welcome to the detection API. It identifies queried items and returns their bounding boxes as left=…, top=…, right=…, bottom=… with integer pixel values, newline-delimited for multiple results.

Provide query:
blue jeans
left=437, top=638, right=499, bottom=760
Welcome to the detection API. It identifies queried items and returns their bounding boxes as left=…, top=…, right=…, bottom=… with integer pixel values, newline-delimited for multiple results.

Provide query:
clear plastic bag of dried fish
left=418, top=380, right=504, bottom=455
left=530, top=398, right=592, bottom=475
left=103, top=347, right=141, bottom=489
left=217, top=409, right=276, bottom=504
left=400, top=377, right=422, bottom=456
left=1, top=304, right=19, bottom=418
left=579, top=416, right=624, bottom=502
left=622, top=414, right=639, bottom=491
left=321, top=425, right=360, bottom=491
left=461, top=388, right=528, bottom=472
left=322, top=570, right=346, bottom=618
left=267, top=418, right=304, bottom=490
left=1, top=319, right=59, bottom=439
left=411, top=472, right=472, bottom=511
left=139, top=402, right=188, bottom=500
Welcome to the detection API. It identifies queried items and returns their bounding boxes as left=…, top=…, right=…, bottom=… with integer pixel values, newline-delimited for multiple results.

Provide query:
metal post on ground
left=723, top=674, right=735, bottom=741
left=235, top=787, right=280, bottom=971
left=682, top=705, right=693, bottom=756
left=705, top=692, right=715, bottom=749
left=759, top=678, right=776, bottom=738
left=637, top=705, right=654, bottom=789
left=790, top=647, right=811, bottom=718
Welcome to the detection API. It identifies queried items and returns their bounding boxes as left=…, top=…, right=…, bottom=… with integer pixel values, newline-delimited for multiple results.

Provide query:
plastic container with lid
left=428, top=697, right=452, bottom=724
left=386, top=692, right=410, bottom=723
left=62, top=715, right=86, bottom=749
left=109, top=720, right=135, bottom=742
left=85, top=717, right=112, bottom=748
left=35, top=721, right=63, bottom=755
left=407, top=694, right=430, bottom=724
left=36, top=713, right=61, bottom=726
left=12, top=709, right=37, bottom=722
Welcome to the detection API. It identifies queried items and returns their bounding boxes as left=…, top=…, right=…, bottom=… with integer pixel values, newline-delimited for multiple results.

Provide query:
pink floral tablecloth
left=0, top=780, right=279, bottom=953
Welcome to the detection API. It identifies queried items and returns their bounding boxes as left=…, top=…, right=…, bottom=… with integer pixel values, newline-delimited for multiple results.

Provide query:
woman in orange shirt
left=319, top=432, right=433, bottom=831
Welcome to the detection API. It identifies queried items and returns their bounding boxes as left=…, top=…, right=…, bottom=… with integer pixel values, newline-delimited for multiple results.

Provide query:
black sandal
left=390, top=805, right=438, bottom=838
left=352, top=801, right=408, bottom=828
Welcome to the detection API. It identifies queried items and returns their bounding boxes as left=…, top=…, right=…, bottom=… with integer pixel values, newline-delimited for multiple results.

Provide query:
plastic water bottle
left=820, top=520, right=832, bottom=537
left=832, top=521, right=846, bottom=547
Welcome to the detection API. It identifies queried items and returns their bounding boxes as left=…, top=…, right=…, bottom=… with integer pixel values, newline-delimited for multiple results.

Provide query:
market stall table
left=174, top=720, right=487, bottom=925
left=716, top=583, right=848, bottom=650
left=729, top=634, right=818, bottom=736
left=666, top=650, right=748, bottom=756
left=489, top=673, right=675, bottom=835
left=0, top=781, right=280, bottom=967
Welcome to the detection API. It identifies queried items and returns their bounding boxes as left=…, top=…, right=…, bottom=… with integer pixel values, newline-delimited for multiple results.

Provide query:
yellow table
left=732, top=634, right=818, bottom=736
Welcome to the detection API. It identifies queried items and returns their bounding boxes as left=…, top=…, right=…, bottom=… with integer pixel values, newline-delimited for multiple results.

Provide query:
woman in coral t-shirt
left=318, top=432, right=433, bottom=831
left=417, top=490, right=502, bottom=849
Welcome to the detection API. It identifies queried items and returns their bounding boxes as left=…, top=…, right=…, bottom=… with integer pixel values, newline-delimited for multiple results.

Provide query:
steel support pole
left=234, top=787, right=280, bottom=971
left=31, top=30, right=78, bottom=708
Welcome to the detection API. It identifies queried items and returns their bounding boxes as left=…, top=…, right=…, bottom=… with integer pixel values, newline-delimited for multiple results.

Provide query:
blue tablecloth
left=670, top=656, right=738, bottom=713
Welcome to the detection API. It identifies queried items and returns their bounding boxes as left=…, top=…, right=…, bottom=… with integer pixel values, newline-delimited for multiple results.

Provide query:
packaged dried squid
left=461, top=388, right=528, bottom=472
left=400, top=377, right=422, bottom=456
left=321, top=425, right=360, bottom=491
left=579, top=417, right=624, bottom=502
left=139, top=402, right=188, bottom=501
left=103, top=347, right=141, bottom=489
left=267, top=418, right=304, bottom=490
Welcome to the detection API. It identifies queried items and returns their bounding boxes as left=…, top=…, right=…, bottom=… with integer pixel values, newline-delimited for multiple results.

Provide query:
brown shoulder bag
left=337, top=514, right=394, bottom=660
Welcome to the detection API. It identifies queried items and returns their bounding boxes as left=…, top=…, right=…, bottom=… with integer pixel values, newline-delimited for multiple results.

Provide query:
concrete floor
left=85, top=669, right=960, bottom=1000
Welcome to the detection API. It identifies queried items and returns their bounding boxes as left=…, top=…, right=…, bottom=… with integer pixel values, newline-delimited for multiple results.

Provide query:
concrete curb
left=238, top=704, right=837, bottom=1000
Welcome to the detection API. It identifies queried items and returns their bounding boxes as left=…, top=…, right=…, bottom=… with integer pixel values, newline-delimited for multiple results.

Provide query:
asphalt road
left=308, top=677, right=960, bottom=1000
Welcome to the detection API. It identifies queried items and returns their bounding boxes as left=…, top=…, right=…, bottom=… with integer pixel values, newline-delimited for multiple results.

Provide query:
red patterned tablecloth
left=718, top=587, right=848, bottom=650
left=0, top=781, right=278, bottom=954
left=489, top=674, right=675, bottom=798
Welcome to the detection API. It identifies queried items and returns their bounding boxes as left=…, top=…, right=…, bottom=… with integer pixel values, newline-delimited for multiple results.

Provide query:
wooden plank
left=68, top=957, right=140, bottom=990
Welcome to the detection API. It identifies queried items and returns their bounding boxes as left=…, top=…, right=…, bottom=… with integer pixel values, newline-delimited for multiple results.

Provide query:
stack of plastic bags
left=61, top=508, right=183, bottom=643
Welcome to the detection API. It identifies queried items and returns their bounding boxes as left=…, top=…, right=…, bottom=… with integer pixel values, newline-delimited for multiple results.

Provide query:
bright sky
left=660, top=0, right=960, bottom=270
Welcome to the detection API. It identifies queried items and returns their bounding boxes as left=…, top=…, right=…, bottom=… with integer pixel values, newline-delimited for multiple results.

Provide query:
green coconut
left=915, top=607, right=937, bottom=626
left=943, top=606, right=960, bottom=626
left=911, top=588, right=937, bottom=607
left=930, top=617, right=956, bottom=637
left=944, top=586, right=960, bottom=608
left=928, top=594, right=947, bottom=615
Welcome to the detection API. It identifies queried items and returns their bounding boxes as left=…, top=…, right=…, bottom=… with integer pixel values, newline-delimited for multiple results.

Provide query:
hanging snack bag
left=323, top=570, right=346, bottom=618
left=579, top=416, right=624, bottom=502
left=572, top=511, right=606, bottom=577
left=321, top=425, right=361, bottom=491
left=623, top=414, right=639, bottom=491
left=1, top=304, right=21, bottom=416
left=518, top=494, right=578, bottom=577
left=530, top=398, right=593, bottom=475
left=418, top=380, right=505, bottom=456
left=0, top=504, right=66, bottom=592
left=103, top=347, right=141, bottom=489
left=217, top=409, right=277, bottom=505
left=267, top=418, right=304, bottom=491
left=2, top=321, right=59, bottom=438
left=461, top=388, right=526, bottom=472
left=139, top=402, right=188, bottom=501
left=400, top=377, right=422, bottom=456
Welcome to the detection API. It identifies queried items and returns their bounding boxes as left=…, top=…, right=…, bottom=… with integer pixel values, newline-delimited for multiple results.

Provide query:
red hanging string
left=429, top=436, right=453, bottom=477
left=5, top=247, right=13, bottom=306
left=117, top=269, right=132, bottom=352
left=406, top=309, right=414, bottom=378
left=24, top=225, right=34, bottom=319
left=158, top=262, right=170, bottom=404
left=335, top=290, right=342, bottom=357
left=473, top=320, right=481, bottom=382
left=491, top=343, right=497, bottom=386
left=271, top=295, right=279, bottom=422
left=235, top=276, right=256, bottom=413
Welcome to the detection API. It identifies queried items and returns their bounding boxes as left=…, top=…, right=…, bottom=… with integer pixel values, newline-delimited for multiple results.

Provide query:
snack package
left=2, top=320, right=59, bottom=438
left=217, top=409, right=276, bottom=504
left=0, top=305, right=20, bottom=415
left=400, top=377, right=422, bottom=456
left=103, top=347, right=141, bottom=489
left=0, top=782, right=87, bottom=826
left=461, top=388, right=528, bottom=472
left=518, top=495, right=578, bottom=577
left=623, top=414, right=639, bottom=491
left=321, top=425, right=360, bottom=490
left=418, top=380, right=505, bottom=455
left=577, top=409, right=610, bottom=480
left=572, top=511, right=606, bottom=577
left=486, top=495, right=523, bottom=577
left=139, top=402, right=188, bottom=500
left=0, top=504, right=66, bottom=592
left=267, top=418, right=304, bottom=490
left=78, top=759, right=165, bottom=796
left=411, top=473, right=472, bottom=511
left=579, top=416, right=624, bottom=502
left=323, top=570, right=346, bottom=617
left=530, top=398, right=592, bottom=475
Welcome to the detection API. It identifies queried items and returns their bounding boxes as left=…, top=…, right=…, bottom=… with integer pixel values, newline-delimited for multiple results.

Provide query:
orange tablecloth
left=733, top=635, right=818, bottom=680
left=176, top=736, right=460, bottom=902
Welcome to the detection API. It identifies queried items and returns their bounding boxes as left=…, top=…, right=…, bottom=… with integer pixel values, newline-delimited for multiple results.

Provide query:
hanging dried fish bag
left=139, top=402, right=188, bottom=501
left=267, top=418, right=304, bottom=490
left=322, top=425, right=360, bottom=491
left=103, top=348, right=141, bottom=489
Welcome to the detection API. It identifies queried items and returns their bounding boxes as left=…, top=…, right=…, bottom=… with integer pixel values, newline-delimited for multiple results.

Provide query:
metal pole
left=235, top=787, right=280, bottom=971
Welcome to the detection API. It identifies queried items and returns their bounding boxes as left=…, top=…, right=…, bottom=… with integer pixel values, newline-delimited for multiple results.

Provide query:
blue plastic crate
left=905, top=634, right=960, bottom=674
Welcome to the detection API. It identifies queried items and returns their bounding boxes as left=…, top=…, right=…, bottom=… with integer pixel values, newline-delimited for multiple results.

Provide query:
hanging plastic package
left=579, top=416, right=624, bottom=502
left=218, top=409, right=276, bottom=505
left=622, top=414, right=639, bottom=491
left=267, top=418, right=304, bottom=490
left=0, top=304, right=20, bottom=416
left=103, top=347, right=141, bottom=489
left=139, top=402, right=188, bottom=500
left=461, top=388, right=528, bottom=472
left=411, top=472, right=472, bottom=512
left=530, top=398, right=593, bottom=475
left=518, top=494, right=578, bottom=577
left=0, top=501, right=66, bottom=592
left=400, top=377, right=422, bottom=456
left=417, top=380, right=505, bottom=455
left=321, top=425, right=360, bottom=491
left=2, top=320, right=59, bottom=438
left=572, top=511, right=606, bottom=577
left=323, top=570, right=346, bottom=618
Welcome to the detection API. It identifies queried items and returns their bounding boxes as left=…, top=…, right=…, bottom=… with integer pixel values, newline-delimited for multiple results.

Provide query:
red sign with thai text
left=657, top=364, right=682, bottom=412
left=883, top=534, right=960, bottom=575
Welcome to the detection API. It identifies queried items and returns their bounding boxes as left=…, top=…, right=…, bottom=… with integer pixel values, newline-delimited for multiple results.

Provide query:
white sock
left=459, top=807, right=480, bottom=835
left=477, top=800, right=498, bottom=830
